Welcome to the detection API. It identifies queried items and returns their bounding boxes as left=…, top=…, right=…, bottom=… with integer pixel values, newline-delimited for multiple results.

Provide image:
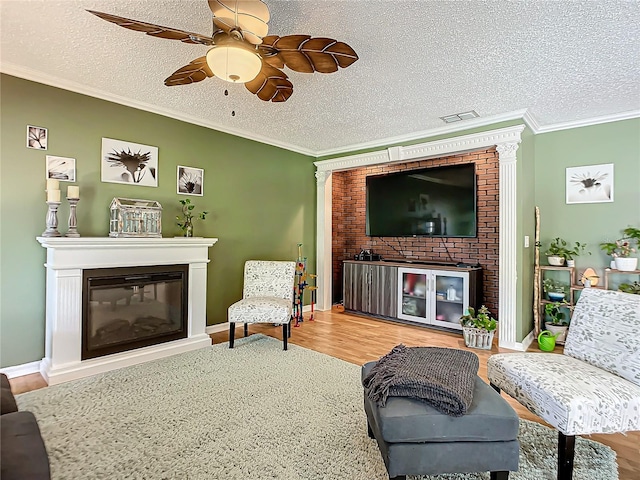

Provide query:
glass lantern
left=109, top=198, right=162, bottom=238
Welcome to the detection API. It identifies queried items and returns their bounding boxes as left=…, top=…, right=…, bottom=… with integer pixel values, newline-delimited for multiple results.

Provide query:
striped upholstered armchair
left=488, top=288, right=640, bottom=480
left=228, top=260, right=296, bottom=350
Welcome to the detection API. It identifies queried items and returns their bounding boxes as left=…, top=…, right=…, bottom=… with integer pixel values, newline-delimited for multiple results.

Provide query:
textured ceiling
left=1, top=0, right=639, bottom=156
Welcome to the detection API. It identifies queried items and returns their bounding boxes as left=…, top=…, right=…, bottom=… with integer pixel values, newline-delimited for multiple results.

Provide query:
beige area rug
left=17, top=334, right=617, bottom=479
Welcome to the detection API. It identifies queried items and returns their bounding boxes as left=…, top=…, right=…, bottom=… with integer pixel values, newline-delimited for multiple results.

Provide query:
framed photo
left=101, top=138, right=158, bottom=187
left=27, top=125, right=48, bottom=150
left=46, top=155, right=76, bottom=182
left=177, top=165, right=204, bottom=196
left=566, top=163, right=614, bottom=204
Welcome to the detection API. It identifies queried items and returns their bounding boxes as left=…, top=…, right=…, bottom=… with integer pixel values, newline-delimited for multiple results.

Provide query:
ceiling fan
left=87, top=0, right=359, bottom=103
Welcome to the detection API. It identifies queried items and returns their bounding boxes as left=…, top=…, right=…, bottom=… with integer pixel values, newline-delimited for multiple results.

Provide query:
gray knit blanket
left=363, top=345, right=479, bottom=416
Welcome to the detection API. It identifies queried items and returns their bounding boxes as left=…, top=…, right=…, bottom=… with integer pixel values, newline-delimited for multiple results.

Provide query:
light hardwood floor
left=10, top=308, right=639, bottom=479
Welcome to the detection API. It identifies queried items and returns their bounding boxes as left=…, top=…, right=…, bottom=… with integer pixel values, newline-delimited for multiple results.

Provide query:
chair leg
left=244, top=323, right=248, bottom=337
left=490, top=471, right=509, bottom=480
left=229, top=322, right=235, bottom=348
left=490, top=382, right=501, bottom=393
left=558, top=432, right=575, bottom=480
left=283, top=323, right=288, bottom=350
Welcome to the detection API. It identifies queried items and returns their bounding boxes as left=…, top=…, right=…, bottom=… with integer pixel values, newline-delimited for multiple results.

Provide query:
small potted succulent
left=600, top=226, right=640, bottom=272
left=544, top=300, right=570, bottom=344
left=459, top=305, right=497, bottom=350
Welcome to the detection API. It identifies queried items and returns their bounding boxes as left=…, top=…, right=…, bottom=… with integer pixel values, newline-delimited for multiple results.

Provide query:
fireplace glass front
left=82, top=264, right=188, bottom=360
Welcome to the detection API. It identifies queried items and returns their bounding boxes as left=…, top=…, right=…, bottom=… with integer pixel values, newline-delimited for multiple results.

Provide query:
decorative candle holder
left=65, top=198, right=80, bottom=237
left=42, top=201, right=62, bottom=237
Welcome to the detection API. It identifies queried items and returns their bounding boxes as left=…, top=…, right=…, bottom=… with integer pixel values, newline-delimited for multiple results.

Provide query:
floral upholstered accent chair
left=488, top=288, right=640, bottom=480
left=228, top=260, right=296, bottom=350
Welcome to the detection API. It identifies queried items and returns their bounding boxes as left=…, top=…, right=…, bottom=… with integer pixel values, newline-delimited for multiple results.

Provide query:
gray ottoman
left=362, top=361, right=519, bottom=480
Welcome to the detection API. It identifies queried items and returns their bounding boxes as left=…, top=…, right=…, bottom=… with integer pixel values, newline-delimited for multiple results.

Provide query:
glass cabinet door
left=431, top=272, right=468, bottom=330
left=398, top=269, right=428, bottom=323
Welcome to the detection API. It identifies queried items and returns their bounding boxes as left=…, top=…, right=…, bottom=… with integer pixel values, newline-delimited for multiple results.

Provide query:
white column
left=496, top=142, right=520, bottom=348
left=315, top=170, right=332, bottom=311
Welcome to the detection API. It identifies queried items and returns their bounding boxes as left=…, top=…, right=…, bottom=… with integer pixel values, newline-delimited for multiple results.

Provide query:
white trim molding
left=0, top=361, right=42, bottom=379
left=314, top=125, right=526, bottom=348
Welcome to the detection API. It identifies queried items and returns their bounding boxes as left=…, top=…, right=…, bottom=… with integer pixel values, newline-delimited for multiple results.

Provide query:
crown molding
left=314, top=125, right=525, bottom=172
left=3, top=63, right=637, bottom=157
left=533, top=109, right=640, bottom=134
left=0, top=63, right=317, bottom=157
left=314, top=109, right=529, bottom=158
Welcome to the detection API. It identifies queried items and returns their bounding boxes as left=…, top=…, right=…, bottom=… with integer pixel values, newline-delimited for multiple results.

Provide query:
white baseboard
left=0, top=360, right=42, bottom=379
left=205, top=323, right=229, bottom=335
left=499, top=329, right=535, bottom=352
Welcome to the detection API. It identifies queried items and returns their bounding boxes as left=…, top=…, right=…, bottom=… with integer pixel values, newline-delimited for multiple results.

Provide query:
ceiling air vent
left=440, top=110, right=479, bottom=124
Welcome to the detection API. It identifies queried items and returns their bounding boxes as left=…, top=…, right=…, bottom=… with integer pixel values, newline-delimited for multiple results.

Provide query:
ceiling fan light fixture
left=206, top=43, right=261, bottom=83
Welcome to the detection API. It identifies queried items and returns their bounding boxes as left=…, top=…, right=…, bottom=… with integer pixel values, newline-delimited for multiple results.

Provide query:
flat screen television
left=366, top=163, right=477, bottom=237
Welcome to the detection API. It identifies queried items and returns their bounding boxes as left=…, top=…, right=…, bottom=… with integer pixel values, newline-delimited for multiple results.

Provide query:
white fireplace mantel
left=36, top=236, right=218, bottom=385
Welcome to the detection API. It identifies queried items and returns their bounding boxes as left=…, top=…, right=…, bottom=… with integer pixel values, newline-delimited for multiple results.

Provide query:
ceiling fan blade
left=208, top=0, right=269, bottom=45
left=259, top=35, right=358, bottom=74
left=164, top=57, right=214, bottom=86
left=245, top=63, right=293, bottom=102
left=87, top=10, right=214, bottom=45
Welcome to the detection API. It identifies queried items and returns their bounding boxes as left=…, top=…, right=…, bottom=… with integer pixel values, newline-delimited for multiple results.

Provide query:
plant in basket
left=460, top=306, right=497, bottom=350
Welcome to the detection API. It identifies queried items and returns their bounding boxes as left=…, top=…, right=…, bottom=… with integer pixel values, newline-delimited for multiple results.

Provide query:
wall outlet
left=524, top=235, right=530, bottom=248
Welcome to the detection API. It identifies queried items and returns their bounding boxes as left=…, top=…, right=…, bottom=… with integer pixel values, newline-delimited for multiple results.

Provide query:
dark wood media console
left=343, top=260, right=483, bottom=332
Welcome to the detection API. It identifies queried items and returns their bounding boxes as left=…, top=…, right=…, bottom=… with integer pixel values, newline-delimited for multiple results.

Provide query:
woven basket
left=462, top=326, right=495, bottom=350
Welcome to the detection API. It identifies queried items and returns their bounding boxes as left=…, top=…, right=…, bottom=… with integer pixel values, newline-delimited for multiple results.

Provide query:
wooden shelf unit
left=604, top=268, right=640, bottom=290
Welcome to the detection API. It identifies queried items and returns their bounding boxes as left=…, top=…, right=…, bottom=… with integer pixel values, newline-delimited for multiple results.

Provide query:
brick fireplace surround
left=313, top=126, right=528, bottom=350
left=332, top=147, right=500, bottom=316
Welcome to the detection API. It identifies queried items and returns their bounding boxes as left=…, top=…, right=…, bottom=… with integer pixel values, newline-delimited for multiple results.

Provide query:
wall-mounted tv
left=366, top=163, right=477, bottom=237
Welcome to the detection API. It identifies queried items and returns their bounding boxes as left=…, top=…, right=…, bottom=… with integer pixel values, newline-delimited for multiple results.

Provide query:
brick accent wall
left=332, top=147, right=500, bottom=318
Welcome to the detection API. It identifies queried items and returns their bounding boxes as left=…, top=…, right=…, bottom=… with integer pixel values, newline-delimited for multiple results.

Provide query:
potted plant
left=600, top=226, right=640, bottom=272
left=459, top=305, right=497, bottom=350
left=545, top=237, right=589, bottom=267
left=542, top=278, right=567, bottom=301
left=544, top=300, right=569, bottom=344
left=176, top=198, right=208, bottom=237
left=618, top=281, right=640, bottom=295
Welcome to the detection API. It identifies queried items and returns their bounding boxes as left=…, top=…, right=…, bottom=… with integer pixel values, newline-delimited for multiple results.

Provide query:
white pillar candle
left=47, top=189, right=61, bottom=202
left=67, top=186, right=80, bottom=199
left=46, top=178, right=60, bottom=191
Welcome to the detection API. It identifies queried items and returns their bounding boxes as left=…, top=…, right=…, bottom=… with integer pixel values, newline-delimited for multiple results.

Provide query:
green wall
left=0, top=74, right=316, bottom=368
left=1, top=73, right=638, bottom=367
left=535, top=119, right=640, bottom=270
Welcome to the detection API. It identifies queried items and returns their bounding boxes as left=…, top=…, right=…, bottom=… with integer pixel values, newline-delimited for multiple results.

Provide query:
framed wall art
left=46, top=155, right=76, bottom=182
left=27, top=125, right=48, bottom=150
left=177, top=165, right=204, bottom=196
left=101, top=137, right=158, bottom=187
left=566, top=163, right=614, bottom=204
